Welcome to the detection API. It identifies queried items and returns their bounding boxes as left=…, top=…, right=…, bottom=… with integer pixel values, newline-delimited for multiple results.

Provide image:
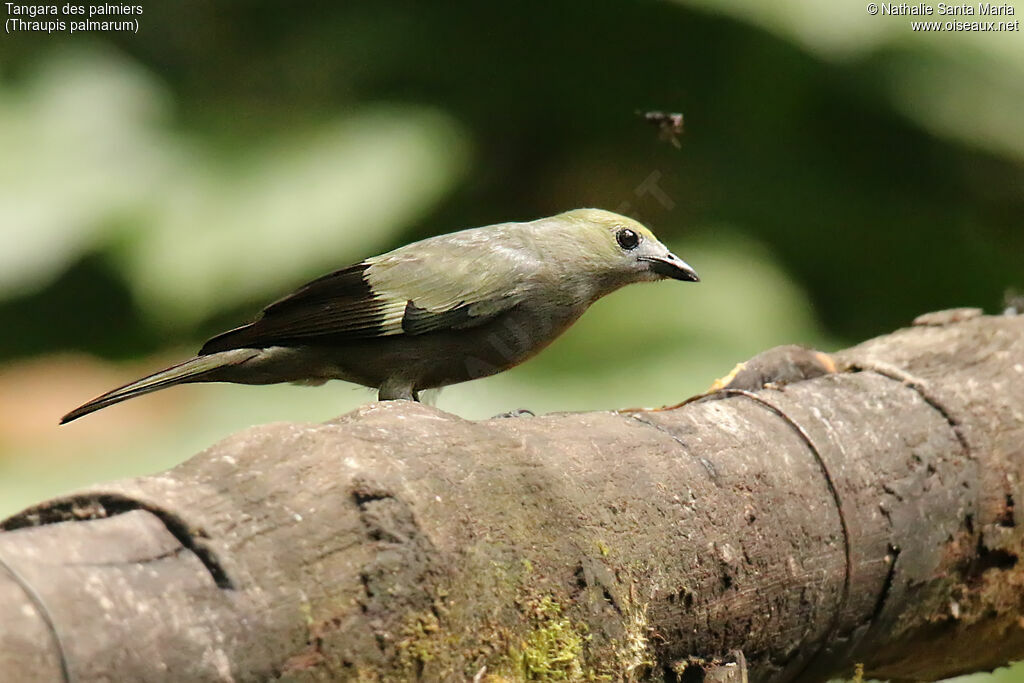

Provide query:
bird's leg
left=378, top=379, right=417, bottom=401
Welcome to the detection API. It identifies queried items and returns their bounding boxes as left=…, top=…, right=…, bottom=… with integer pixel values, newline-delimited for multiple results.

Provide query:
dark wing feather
left=263, top=263, right=376, bottom=314
left=199, top=263, right=389, bottom=354
left=199, top=255, right=526, bottom=354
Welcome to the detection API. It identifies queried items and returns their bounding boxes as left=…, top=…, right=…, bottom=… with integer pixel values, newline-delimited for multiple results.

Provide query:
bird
left=60, top=208, right=699, bottom=423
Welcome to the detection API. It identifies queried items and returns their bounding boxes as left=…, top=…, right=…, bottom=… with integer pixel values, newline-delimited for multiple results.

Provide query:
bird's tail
left=60, top=349, right=259, bottom=424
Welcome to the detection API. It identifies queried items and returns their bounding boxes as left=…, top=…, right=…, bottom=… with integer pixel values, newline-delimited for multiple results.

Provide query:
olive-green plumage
left=61, top=208, right=698, bottom=423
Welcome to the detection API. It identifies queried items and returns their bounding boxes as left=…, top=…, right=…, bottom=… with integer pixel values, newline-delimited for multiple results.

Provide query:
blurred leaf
left=675, top=0, right=882, bottom=58
left=884, top=47, right=1024, bottom=161
left=674, top=0, right=1024, bottom=161
left=0, top=46, right=470, bottom=329
left=0, top=46, right=171, bottom=296
left=119, top=105, right=469, bottom=327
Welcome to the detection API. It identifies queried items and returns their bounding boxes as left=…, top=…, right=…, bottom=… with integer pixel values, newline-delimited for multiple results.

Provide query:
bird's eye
left=616, top=228, right=640, bottom=250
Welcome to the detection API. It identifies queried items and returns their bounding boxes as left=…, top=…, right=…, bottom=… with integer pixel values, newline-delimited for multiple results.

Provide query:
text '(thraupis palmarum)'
left=4, top=3, right=142, bottom=35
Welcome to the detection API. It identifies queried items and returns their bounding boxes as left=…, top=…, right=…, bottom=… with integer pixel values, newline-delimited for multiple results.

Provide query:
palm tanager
left=61, top=208, right=698, bottom=423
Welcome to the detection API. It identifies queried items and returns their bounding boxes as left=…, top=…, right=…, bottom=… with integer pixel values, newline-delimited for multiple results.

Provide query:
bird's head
left=555, top=208, right=699, bottom=292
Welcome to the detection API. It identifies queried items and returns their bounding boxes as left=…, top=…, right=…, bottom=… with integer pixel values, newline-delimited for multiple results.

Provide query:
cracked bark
left=0, top=310, right=1022, bottom=682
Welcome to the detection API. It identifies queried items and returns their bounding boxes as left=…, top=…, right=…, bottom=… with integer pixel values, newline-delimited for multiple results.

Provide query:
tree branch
left=1, top=310, right=1022, bottom=682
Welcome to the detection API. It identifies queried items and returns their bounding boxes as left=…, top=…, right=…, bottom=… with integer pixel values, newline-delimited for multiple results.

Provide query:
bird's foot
left=491, top=408, right=535, bottom=419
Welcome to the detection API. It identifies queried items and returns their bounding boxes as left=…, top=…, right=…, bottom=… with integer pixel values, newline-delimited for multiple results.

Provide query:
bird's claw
left=491, top=408, right=535, bottom=419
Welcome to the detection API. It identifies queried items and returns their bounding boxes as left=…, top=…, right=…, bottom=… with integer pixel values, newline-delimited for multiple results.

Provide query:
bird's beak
left=643, top=253, right=700, bottom=282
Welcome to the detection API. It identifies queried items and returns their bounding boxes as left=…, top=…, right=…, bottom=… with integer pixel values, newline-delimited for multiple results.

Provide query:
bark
left=1, top=309, right=1022, bottom=682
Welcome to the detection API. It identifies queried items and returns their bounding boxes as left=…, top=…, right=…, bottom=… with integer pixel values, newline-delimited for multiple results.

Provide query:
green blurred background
left=0, top=2, right=1022, bottom=674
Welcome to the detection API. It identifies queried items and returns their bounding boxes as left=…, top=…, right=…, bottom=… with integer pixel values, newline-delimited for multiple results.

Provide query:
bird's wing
left=199, top=238, right=533, bottom=354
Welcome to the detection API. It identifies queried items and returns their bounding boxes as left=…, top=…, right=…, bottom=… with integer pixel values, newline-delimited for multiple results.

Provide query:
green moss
left=386, top=558, right=644, bottom=681
left=396, top=610, right=443, bottom=676
left=491, top=595, right=589, bottom=681
left=522, top=597, right=586, bottom=680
